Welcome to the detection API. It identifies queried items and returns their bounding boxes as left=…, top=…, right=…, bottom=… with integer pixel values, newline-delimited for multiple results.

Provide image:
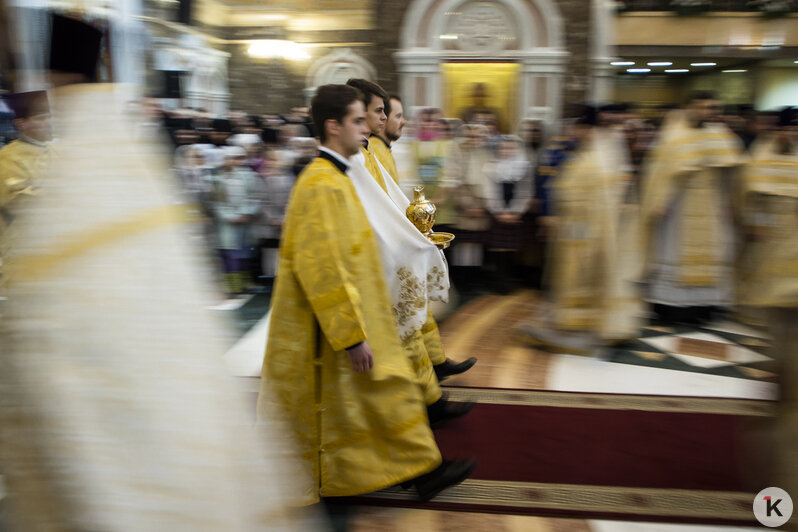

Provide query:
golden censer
left=406, top=185, right=455, bottom=250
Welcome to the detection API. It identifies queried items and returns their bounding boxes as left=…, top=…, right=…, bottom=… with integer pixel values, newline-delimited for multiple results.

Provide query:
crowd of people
left=147, top=87, right=788, bottom=308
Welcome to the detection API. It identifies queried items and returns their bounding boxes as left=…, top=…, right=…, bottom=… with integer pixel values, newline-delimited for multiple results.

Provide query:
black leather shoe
left=433, top=357, right=477, bottom=381
left=427, top=398, right=475, bottom=429
left=414, top=459, right=477, bottom=502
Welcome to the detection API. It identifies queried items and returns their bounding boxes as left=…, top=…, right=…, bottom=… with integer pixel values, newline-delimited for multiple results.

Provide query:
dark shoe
left=434, top=357, right=477, bottom=381
left=427, top=398, right=475, bottom=429
left=414, top=459, right=477, bottom=502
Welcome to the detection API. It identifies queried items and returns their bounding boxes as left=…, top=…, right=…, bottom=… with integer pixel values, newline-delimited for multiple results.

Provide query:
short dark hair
left=385, top=94, right=402, bottom=117
left=311, top=84, right=362, bottom=143
left=345, top=78, right=388, bottom=110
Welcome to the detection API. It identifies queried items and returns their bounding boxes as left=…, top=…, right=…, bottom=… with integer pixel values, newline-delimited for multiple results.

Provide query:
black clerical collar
left=370, top=133, right=391, bottom=150
left=317, top=146, right=350, bottom=174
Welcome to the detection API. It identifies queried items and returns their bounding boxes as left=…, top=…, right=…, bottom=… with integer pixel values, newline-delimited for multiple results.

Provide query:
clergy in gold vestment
left=520, top=107, right=642, bottom=353
left=258, top=85, right=474, bottom=502
left=736, top=110, right=798, bottom=506
left=641, top=92, right=743, bottom=324
left=737, top=130, right=798, bottom=309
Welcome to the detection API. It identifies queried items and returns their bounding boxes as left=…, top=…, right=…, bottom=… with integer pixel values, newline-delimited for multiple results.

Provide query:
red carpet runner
left=346, top=387, right=774, bottom=525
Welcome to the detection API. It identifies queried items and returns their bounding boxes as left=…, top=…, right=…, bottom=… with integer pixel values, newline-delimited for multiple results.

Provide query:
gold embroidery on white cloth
left=393, top=267, right=431, bottom=340
left=426, top=266, right=446, bottom=300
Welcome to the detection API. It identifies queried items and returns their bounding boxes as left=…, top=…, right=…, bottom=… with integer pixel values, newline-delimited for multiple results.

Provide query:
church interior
left=1, top=0, right=798, bottom=531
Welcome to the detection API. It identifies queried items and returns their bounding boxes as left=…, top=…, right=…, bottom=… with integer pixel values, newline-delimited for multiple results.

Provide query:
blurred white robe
left=0, top=84, right=319, bottom=531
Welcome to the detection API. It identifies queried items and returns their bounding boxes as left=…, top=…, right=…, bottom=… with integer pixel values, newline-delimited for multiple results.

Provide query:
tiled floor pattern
left=439, top=291, right=776, bottom=401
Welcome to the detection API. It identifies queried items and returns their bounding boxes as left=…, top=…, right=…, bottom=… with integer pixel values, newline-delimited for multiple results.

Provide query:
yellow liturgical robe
left=369, top=135, right=400, bottom=185
left=549, top=130, right=631, bottom=336
left=361, top=144, right=387, bottom=193
left=257, top=157, right=441, bottom=501
left=0, top=138, right=51, bottom=202
left=641, top=117, right=741, bottom=288
left=737, top=137, right=798, bottom=308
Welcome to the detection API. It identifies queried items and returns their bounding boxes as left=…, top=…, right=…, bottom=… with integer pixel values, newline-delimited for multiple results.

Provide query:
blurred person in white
left=641, top=91, right=743, bottom=326
left=737, top=107, right=798, bottom=506
left=287, top=136, right=317, bottom=179
left=275, top=122, right=309, bottom=168
left=482, top=135, right=533, bottom=217
left=480, top=135, right=533, bottom=292
left=174, top=144, right=213, bottom=208
left=210, top=145, right=260, bottom=296
left=254, top=137, right=310, bottom=281
left=448, top=124, right=492, bottom=282
left=225, top=133, right=271, bottom=286
left=227, top=132, right=266, bottom=175
left=520, top=106, right=640, bottom=353
left=0, top=11, right=318, bottom=532
left=0, top=90, right=53, bottom=205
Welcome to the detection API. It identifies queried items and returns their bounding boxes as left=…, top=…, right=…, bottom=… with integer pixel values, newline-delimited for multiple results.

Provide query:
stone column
left=588, top=0, right=616, bottom=103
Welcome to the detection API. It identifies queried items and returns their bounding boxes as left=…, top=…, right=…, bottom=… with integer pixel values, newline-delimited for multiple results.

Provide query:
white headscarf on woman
left=482, top=135, right=532, bottom=214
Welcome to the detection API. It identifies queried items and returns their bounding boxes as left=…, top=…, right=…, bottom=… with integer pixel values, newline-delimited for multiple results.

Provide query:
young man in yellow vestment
left=257, top=84, right=475, bottom=503
left=345, top=78, right=477, bottom=425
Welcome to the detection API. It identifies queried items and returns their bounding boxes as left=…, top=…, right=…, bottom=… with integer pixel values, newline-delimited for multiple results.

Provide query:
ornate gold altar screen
left=441, top=62, right=520, bottom=134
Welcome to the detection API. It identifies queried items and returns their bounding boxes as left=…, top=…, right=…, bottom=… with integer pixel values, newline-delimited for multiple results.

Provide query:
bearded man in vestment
left=257, top=84, right=475, bottom=503
left=641, top=91, right=743, bottom=325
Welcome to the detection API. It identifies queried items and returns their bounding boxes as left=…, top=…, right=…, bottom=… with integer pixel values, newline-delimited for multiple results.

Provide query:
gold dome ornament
left=406, top=186, right=455, bottom=250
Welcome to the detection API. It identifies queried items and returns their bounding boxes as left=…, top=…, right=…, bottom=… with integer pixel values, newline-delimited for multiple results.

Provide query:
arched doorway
left=304, top=48, right=378, bottom=106
left=396, top=0, right=569, bottom=131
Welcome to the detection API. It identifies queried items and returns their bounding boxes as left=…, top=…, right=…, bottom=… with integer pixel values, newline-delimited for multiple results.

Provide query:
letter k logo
left=765, top=496, right=783, bottom=517
left=754, top=487, right=792, bottom=526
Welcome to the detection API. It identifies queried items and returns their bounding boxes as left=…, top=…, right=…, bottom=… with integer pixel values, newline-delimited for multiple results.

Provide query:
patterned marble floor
left=436, top=291, right=776, bottom=401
